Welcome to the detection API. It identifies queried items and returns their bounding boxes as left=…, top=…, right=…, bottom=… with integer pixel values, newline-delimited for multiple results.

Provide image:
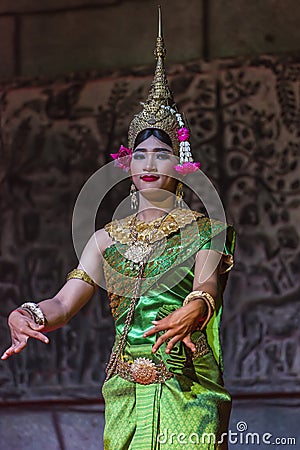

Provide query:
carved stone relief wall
left=0, top=55, right=299, bottom=400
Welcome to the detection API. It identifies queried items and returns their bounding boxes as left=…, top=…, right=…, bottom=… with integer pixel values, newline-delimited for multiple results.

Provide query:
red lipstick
left=140, top=175, right=159, bottom=182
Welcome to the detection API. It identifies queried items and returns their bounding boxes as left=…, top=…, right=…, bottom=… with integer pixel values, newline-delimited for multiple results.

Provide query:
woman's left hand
left=143, top=299, right=207, bottom=354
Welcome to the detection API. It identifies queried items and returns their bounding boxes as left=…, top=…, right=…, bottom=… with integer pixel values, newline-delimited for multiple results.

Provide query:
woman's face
left=131, top=135, right=178, bottom=196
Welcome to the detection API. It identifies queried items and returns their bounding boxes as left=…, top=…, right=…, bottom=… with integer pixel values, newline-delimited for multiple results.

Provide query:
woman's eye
left=133, top=153, right=145, bottom=160
left=156, top=153, right=170, bottom=160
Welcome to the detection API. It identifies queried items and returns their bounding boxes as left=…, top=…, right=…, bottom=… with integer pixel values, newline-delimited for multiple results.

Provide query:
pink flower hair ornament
left=110, top=145, right=132, bottom=172
left=174, top=126, right=200, bottom=175
left=177, top=127, right=190, bottom=142
left=174, top=161, right=201, bottom=175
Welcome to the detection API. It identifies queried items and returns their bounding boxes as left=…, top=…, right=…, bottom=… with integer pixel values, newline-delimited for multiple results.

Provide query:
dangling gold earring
left=130, top=183, right=138, bottom=210
left=175, top=182, right=184, bottom=208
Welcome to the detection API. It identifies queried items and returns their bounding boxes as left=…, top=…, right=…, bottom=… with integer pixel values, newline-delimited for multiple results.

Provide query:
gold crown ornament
left=111, top=6, right=200, bottom=175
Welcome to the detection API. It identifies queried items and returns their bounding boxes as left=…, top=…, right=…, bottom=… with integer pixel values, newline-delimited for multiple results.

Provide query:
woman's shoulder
left=193, top=211, right=235, bottom=232
left=94, top=227, right=115, bottom=254
left=94, top=213, right=137, bottom=251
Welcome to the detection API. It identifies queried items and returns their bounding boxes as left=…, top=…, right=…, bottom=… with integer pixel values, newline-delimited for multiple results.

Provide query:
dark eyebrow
left=133, top=147, right=172, bottom=153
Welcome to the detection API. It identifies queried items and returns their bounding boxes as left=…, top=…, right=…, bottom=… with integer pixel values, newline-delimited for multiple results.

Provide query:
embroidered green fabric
left=102, top=214, right=235, bottom=449
left=103, top=216, right=235, bottom=371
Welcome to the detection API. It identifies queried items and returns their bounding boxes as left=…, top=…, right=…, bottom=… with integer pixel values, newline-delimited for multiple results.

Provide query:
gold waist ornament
left=115, top=357, right=173, bottom=385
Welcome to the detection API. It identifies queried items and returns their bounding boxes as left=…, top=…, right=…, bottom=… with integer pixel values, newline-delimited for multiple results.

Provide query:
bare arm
left=39, top=227, right=110, bottom=330
left=1, top=228, right=111, bottom=360
left=143, top=249, right=221, bottom=354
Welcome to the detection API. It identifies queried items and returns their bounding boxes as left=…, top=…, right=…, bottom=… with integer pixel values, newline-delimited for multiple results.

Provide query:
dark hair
left=133, top=128, right=173, bottom=150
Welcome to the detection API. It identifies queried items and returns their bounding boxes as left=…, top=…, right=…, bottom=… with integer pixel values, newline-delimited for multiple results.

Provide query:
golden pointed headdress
left=111, top=8, right=199, bottom=173
left=128, top=6, right=183, bottom=155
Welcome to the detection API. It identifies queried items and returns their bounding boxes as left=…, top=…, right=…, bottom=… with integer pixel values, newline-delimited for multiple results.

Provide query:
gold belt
left=115, top=357, right=173, bottom=385
left=113, top=334, right=209, bottom=385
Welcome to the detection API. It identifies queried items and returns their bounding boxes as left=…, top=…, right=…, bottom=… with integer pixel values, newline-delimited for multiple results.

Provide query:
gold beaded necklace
left=124, top=211, right=170, bottom=264
left=105, top=210, right=171, bottom=381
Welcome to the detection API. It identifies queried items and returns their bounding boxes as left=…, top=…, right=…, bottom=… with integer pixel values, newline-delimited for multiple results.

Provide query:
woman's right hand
left=1, top=310, right=49, bottom=360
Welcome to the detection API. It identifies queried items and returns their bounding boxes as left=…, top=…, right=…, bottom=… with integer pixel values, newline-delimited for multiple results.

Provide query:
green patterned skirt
left=102, top=342, right=231, bottom=450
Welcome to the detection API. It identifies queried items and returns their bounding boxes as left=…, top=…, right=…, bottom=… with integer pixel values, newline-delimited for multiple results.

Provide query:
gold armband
left=183, top=291, right=215, bottom=330
left=66, top=269, right=95, bottom=287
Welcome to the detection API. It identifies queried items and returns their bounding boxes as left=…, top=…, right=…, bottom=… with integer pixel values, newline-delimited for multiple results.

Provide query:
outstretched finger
left=25, top=328, right=49, bottom=344
left=152, top=330, right=174, bottom=353
left=143, top=319, right=168, bottom=337
left=1, top=331, right=49, bottom=360
left=165, top=334, right=182, bottom=354
left=182, top=335, right=196, bottom=353
left=12, top=339, right=29, bottom=354
left=0, top=336, right=28, bottom=359
left=1, top=346, right=16, bottom=360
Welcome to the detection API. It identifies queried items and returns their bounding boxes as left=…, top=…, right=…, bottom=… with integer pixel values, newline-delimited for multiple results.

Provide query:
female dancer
left=2, top=8, right=235, bottom=450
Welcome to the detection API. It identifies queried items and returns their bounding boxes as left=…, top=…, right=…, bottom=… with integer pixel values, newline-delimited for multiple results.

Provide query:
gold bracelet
left=183, top=291, right=215, bottom=330
left=20, top=302, right=47, bottom=326
left=66, top=269, right=95, bottom=287
left=183, top=291, right=215, bottom=310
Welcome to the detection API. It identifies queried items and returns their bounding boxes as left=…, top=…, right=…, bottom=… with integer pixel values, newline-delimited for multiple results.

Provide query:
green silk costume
left=102, top=211, right=235, bottom=449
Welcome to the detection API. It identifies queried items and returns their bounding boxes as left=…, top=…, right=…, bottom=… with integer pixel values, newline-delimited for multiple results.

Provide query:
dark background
left=0, top=1, right=299, bottom=448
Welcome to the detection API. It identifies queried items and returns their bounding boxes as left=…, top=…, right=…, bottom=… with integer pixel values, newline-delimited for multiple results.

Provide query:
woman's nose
left=144, top=153, right=157, bottom=172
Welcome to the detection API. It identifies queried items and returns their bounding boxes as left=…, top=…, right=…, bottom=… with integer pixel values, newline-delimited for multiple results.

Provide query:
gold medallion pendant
left=124, top=242, right=152, bottom=264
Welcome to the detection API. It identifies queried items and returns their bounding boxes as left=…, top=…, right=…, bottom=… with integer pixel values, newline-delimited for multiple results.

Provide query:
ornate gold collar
left=105, top=208, right=203, bottom=246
